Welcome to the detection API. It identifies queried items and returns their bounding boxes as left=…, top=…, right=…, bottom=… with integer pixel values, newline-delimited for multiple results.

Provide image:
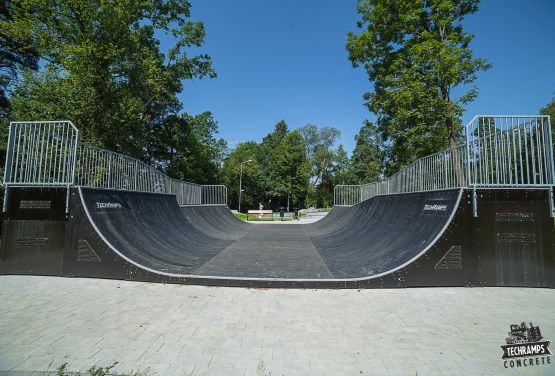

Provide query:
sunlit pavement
left=0, top=275, right=553, bottom=375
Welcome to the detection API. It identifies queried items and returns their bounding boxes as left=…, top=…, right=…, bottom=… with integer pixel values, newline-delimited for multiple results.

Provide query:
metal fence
left=333, top=185, right=361, bottom=206
left=3, top=121, right=228, bottom=207
left=466, top=115, right=554, bottom=187
left=335, top=115, right=554, bottom=206
left=202, top=185, right=228, bottom=205
left=3, top=121, right=79, bottom=186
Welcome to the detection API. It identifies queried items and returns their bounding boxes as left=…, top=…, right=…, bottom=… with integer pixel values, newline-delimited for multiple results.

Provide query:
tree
left=347, top=0, right=490, bottom=177
left=274, top=131, right=310, bottom=209
left=158, top=112, right=227, bottom=184
left=332, top=144, right=354, bottom=185
left=299, top=124, right=341, bottom=185
left=258, top=120, right=290, bottom=204
left=350, top=120, right=383, bottom=183
left=299, top=124, right=342, bottom=207
left=0, top=1, right=39, bottom=118
left=221, top=141, right=263, bottom=211
left=5, top=0, right=216, bottom=163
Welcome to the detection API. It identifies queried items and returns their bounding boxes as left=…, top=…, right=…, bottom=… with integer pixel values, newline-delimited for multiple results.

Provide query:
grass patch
left=234, top=212, right=304, bottom=221
left=55, top=362, right=149, bottom=376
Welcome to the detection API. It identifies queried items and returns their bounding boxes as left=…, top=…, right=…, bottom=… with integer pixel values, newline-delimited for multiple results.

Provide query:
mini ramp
left=2, top=186, right=553, bottom=288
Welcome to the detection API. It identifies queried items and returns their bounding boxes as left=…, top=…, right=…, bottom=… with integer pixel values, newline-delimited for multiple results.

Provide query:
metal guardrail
left=3, top=121, right=227, bottom=207
left=466, top=115, right=554, bottom=187
left=3, top=121, right=79, bottom=186
left=202, top=185, right=228, bottom=206
left=335, top=115, right=554, bottom=207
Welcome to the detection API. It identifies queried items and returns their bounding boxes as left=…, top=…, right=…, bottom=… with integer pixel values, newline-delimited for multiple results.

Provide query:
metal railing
left=466, top=115, right=554, bottom=187
left=3, top=121, right=79, bottom=186
left=333, top=185, right=361, bottom=206
left=3, top=121, right=228, bottom=207
left=335, top=115, right=554, bottom=206
left=202, top=185, right=228, bottom=205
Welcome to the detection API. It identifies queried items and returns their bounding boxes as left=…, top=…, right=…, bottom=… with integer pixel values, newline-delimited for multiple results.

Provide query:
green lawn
left=234, top=212, right=304, bottom=222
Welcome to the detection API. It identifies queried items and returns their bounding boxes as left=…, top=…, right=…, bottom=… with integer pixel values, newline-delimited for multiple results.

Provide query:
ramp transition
left=1, top=186, right=554, bottom=288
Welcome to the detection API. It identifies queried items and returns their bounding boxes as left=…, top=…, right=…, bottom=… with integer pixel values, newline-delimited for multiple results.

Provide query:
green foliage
left=3, top=0, right=219, bottom=182
left=0, top=1, right=39, bottom=117
left=222, top=141, right=263, bottom=211
left=275, top=130, right=311, bottom=207
left=55, top=361, right=149, bottom=376
left=222, top=121, right=310, bottom=211
left=350, top=120, right=383, bottom=183
left=299, top=124, right=345, bottom=207
left=155, top=112, right=227, bottom=183
left=347, top=0, right=490, bottom=175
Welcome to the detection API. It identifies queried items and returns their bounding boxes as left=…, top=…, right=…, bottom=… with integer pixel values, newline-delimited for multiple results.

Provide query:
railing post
left=70, top=127, right=79, bottom=186
left=548, top=186, right=554, bottom=218
left=545, top=116, right=555, bottom=186
left=2, top=123, right=15, bottom=212
left=465, top=117, right=473, bottom=188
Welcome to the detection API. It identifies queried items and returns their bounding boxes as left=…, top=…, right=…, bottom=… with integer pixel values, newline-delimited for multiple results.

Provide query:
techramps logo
left=95, top=202, right=122, bottom=209
left=500, top=322, right=552, bottom=369
left=422, top=204, right=448, bottom=212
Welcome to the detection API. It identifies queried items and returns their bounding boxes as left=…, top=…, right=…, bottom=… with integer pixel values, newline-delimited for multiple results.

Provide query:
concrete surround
left=0, top=275, right=554, bottom=375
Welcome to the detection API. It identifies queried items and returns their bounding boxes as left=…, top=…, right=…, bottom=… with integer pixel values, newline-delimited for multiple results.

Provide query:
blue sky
left=177, top=0, right=555, bottom=152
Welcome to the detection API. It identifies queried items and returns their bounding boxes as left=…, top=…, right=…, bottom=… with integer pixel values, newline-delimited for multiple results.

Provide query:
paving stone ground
left=0, top=275, right=553, bottom=376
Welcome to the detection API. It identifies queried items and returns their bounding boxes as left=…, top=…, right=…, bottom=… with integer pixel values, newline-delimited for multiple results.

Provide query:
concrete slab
left=0, top=276, right=553, bottom=375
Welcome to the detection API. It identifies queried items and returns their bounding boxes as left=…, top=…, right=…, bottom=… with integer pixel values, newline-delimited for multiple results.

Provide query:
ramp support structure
left=549, top=186, right=554, bottom=218
left=472, top=187, right=478, bottom=218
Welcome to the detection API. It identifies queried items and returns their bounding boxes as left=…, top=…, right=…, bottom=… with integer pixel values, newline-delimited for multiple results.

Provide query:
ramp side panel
left=473, top=189, right=555, bottom=287
left=0, top=187, right=68, bottom=276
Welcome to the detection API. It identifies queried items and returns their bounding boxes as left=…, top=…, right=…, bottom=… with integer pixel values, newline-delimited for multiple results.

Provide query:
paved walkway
left=0, top=275, right=553, bottom=375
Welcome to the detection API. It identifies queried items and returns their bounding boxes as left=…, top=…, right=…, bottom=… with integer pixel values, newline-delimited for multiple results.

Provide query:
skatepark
left=1, top=116, right=554, bottom=375
left=1, top=116, right=554, bottom=289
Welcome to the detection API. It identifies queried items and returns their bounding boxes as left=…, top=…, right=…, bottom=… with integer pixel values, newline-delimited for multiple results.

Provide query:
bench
left=247, top=209, right=273, bottom=221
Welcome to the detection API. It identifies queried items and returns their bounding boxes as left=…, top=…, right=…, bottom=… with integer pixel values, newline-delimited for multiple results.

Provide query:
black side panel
left=0, top=187, right=67, bottom=275
left=5, top=187, right=67, bottom=220
left=0, top=220, right=66, bottom=275
left=472, top=189, right=555, bottom=287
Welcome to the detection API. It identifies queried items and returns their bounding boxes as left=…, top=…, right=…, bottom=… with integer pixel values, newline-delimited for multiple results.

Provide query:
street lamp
left=238, top=159, right=252, bottom=213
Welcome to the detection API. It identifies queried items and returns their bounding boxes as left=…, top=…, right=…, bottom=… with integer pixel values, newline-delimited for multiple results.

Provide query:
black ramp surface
left=79, top=188, right=234, bottom=274
left=194, top=225, right=333, bottom=278
left=78, top=187, right=460, bottom=281
left=180, top=205, right=245, bottom=239
left=306, top=189, right=461, bottom=278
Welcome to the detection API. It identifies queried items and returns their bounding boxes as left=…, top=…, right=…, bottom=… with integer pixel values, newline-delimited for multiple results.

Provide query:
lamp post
left=238, top=159, right=252, bottom=213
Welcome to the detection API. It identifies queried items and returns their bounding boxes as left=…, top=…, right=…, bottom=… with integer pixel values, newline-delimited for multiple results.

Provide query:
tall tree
left=350, top=120, right=383, bottom=183
left=347, top=0, right=490, bottom=176
left=5, top=0, right=216, bottom=163
left=221, top=141, right=262, bottom=211
left=0, top=1, right=39, bottom=118
left=330, top=144, right=355, bottom=186
left=258, top=120, right=290, bottom=206
left=299, top=124, right=342, bottom=207
left=157, top=112, right=227, bottom=184
left=274, top=130, right=310, bottom=209
left=299, top=124, right=341, bottom=185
